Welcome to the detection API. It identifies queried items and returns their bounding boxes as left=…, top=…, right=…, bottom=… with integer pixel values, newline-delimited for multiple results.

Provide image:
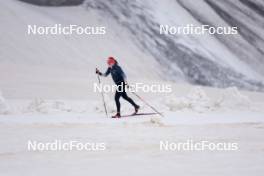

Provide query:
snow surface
left=1, top=84, right=264, bottom=176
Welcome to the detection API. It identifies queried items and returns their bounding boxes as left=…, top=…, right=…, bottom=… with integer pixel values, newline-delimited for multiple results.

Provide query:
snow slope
left=83, top=0, right=264, bottom=90
left=0, top=0, right=160, bottom=98
left=1, top=0, right=264, bottom=99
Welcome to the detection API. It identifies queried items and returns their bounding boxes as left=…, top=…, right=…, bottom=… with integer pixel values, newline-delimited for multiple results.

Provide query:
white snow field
left=1, top=84, right=264, bottom=176
left=0, top=0, right=264, bottom=176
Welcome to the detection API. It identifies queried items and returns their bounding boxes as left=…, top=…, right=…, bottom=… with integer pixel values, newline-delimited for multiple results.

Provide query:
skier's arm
left=121, top=67, right=127, bottom=81
left=119, top=67, right=127, bottom=83
left=103, top=67, right=111, bottom=77
left=96, top=68, right=110, bottom=77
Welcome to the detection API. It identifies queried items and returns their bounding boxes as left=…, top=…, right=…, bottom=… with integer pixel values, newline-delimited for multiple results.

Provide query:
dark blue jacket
left=104, top=63, right=126, bottom=84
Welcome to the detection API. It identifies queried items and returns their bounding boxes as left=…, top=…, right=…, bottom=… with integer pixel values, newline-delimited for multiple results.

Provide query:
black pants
left=115, top=82, right=137, bottom=113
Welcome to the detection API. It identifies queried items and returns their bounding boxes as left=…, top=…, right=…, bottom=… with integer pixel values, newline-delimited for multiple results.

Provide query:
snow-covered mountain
left=83, top=0, right=264, bottom=90
left=1, top=0, right=264, bottom=98
left=19, top=0, right=84, bottom=6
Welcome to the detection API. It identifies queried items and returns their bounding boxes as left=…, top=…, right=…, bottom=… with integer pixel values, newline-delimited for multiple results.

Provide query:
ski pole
left=97, top=73, right=108, bottom=118
left=130, top=91, right=164, bottom=117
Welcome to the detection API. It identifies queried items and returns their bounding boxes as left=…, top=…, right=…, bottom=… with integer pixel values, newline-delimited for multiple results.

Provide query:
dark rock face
left=84, top=0, right=264, bottom=91
left=16, top=0, right=264, bottom=91
left=19, top=0, right=84, bottom=6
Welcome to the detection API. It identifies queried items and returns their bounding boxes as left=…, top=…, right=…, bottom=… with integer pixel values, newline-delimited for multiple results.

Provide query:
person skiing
left=96, top=57, right=140, bottom=118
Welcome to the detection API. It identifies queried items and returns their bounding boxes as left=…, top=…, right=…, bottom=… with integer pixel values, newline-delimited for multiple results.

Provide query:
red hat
left=107, top=56, right=116, bottom=66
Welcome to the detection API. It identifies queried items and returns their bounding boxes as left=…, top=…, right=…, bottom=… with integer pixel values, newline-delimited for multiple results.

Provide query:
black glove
left=96, top=68, right=102, bottom=75
left=125, top=81, right=129, bottom=88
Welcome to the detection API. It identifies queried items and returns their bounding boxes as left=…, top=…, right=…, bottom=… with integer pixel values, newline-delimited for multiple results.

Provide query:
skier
left=96, top=57, right=140, bottom=118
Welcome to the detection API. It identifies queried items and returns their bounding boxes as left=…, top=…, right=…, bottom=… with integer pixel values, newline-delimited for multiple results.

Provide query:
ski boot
left=112, top=112, right=121, bottom=118
left=132, top=105, right=140, bottom=115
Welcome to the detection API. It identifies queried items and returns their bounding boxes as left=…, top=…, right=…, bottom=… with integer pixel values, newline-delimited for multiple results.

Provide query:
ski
left=121, top=112, right=160, bottom=118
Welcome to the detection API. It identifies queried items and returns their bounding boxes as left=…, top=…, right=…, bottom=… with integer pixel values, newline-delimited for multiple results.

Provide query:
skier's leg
left=115, top=91, right=122, bottom=113
left=121, top=91, right=139, bottom=108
